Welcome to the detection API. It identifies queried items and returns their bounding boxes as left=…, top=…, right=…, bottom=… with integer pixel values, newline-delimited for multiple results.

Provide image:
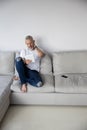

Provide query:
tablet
left=25, top=54, right=35, bottom=62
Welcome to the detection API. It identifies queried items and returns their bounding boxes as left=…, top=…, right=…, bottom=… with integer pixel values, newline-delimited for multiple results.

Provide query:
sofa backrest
left=40, top=54, right=52, bottom=74
left=0, top=51, right=15, bottom=75
left=53, top=51, right=87, bottom=75
left=15, top=51, right=52, bottom=75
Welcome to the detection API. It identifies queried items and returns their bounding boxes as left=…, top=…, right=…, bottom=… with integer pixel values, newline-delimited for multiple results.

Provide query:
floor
left=0, top=105, right=87, bottom=130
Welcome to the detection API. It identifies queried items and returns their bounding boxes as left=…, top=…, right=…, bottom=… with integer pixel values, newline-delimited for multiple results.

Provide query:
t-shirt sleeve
left=20, top=49, right=26, bottom=58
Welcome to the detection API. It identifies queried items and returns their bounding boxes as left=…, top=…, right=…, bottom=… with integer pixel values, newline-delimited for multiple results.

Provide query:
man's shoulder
left=20, top=48, right=27, bottom=54
left=20, top=49, right=26, bottom=58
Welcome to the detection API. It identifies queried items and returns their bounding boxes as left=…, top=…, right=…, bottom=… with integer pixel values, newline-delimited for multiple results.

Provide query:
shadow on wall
left=35, top=36, right=50, bottom=55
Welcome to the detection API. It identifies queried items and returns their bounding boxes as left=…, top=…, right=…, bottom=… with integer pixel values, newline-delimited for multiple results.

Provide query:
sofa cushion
left=15, top=52, right=52, bottom=75
left=0, top=75, right=13, bottom=122
left=0, top=51, right=15, bottom=75
left=0, top=75, right=13, bottom=98
left=14, top=51, right=20, bottom=76
left=55, top=73, right=87, bottom=93
left=11, top=74, right=54, bottom=93
left=40, top=54, right=52, bottom=74
left=53, top=51, right=87, bottom=75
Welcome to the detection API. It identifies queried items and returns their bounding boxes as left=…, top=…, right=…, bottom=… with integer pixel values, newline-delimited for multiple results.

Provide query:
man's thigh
left=27, top=69, right=40, bottom=78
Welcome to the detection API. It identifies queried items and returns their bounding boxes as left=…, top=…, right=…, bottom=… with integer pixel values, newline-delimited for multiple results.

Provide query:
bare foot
left=13, top=76, right=19, bottom=80
left=21, top=84, right=27, bottom=93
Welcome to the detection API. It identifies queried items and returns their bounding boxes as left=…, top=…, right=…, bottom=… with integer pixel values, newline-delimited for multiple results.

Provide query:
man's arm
left=34, top=46, right=45, bottom=58
left=22, top=58, right=32, bottom=64
left=20, top=50, right=32, bottom=64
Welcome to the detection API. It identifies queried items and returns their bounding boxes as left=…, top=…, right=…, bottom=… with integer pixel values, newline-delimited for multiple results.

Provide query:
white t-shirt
left=20, top=47, right=41, bottom=72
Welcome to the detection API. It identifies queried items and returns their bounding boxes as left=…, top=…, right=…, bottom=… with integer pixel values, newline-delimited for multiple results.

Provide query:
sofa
left=0, top=51, right=14, bottom=123
left=1, top=50, right=87, bottom=122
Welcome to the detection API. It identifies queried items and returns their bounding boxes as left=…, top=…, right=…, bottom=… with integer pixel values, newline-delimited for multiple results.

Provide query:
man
left=15, top=35, right=45, bottom=92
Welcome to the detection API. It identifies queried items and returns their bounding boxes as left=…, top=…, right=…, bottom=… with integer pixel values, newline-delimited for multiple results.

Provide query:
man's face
left=25, top=39, right=35, bottom=50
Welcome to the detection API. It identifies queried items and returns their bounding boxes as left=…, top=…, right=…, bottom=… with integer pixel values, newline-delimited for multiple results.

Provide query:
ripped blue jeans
left=15, top=57, right=42, bottom=87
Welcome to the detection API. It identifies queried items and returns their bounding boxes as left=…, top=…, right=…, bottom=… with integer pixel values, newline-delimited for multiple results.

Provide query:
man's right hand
left=25, top=59, right=32, bottom=64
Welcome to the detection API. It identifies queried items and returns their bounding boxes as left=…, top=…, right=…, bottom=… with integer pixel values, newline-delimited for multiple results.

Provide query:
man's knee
left=15, top=57, right=23, bottom=68
left=36, top=81, right=43, bottom=87
left=15, top=57, right=22, bottom=62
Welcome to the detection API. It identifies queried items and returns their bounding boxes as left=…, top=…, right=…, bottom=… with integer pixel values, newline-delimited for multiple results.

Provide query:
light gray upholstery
left=40, top=54, right=52, bottom=74
left=53, top=51, right=87, bottom=75
left=0, top=75, right=13, bottom=122
left=0, top=51, right=15, bottom=75
left=14, top=51, right=20, bottom=76
left=11, top=74, right=54, bottom=93
left=10, top=92, right=87, bottom=105
left=55, top=73, right=87, bottom=93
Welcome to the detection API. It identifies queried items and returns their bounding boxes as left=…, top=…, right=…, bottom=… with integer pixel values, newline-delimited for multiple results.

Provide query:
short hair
left=25, top=35, right=33, bottom=41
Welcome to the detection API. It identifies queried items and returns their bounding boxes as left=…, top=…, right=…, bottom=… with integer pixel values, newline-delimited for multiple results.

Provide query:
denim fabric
left=16, top=57, right=42, bottom=87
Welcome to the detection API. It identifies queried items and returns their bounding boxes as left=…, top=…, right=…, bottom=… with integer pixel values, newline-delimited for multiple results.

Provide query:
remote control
left=61, top=75, right=68, bottom=78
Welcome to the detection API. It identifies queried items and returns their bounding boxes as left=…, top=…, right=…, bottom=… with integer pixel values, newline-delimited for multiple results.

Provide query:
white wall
left=0, top=0, right=87, bottom=53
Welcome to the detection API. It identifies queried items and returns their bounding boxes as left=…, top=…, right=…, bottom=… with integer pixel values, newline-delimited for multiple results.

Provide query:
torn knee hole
left=16, top=57, right=22, bottom=62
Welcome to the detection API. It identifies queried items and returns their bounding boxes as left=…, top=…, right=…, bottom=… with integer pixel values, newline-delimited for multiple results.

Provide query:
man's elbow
left=39, top=52, right=45, bottom=58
